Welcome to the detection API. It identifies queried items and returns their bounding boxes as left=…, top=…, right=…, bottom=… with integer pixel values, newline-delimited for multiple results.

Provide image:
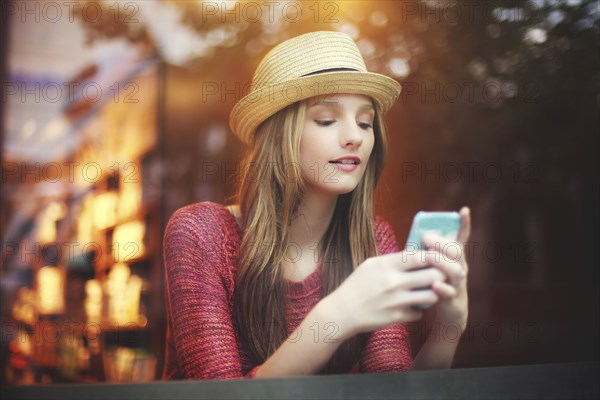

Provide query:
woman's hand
left=321, top=249, right=447, bottom=340
left=422, top=206, right=471, bottom=326
left=321, top=207, right=472, bottom=340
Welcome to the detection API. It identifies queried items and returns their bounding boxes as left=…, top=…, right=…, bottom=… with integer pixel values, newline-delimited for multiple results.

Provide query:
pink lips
left=329, top=156, right=361, bottom=172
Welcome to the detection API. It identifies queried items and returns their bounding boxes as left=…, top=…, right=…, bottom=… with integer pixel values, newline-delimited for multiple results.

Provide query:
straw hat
left=229, top=31, right=402, bottom=146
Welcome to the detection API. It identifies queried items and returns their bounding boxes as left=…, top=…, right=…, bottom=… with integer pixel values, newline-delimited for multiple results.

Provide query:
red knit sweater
left=162, top=201, right=413, bottom=379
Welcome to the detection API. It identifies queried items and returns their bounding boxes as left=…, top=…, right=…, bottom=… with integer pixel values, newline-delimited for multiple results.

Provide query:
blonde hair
left=233, top=97, right=389, bottom=373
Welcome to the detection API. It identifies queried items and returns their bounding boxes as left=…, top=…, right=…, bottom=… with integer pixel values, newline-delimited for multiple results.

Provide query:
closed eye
left=315, top=120, right=335, bottom=126
left=358, top=122, right=373, bottom=130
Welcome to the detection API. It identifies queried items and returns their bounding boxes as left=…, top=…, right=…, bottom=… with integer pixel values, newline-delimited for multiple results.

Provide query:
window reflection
left=1, top=0, right=598, bottom=386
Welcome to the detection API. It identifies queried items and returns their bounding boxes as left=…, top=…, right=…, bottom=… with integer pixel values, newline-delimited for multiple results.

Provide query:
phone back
left=405, top=211, right=461, bottom=251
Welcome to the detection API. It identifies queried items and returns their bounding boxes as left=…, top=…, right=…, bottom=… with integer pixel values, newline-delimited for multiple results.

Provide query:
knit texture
left=162, top=201, right=413, bottom=380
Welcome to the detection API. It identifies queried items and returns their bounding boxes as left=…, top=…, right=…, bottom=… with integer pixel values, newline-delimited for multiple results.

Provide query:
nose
left=340, top=119, right=363, bottom=148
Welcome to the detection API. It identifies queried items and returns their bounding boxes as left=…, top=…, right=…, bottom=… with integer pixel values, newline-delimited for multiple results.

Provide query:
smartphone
left=405, top=211, right=461, bottom=310
left=406, top=211, right=461, bottom=251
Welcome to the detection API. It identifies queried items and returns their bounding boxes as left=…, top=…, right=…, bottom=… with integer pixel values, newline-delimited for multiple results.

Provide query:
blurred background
left=1, top=0, right=598, bottom=385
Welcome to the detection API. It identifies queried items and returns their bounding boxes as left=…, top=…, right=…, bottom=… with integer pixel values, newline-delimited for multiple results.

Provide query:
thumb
left=457, top=206, right=471, bottom=246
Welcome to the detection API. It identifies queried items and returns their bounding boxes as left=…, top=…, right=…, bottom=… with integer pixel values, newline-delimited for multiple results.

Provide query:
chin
left=317, top=181, right=360, bottom=196
left=304, top=174, right=364, bottom=197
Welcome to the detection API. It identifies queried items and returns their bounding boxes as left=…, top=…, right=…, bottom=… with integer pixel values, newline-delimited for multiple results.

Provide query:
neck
left=289, top=189, right=337, bottom=250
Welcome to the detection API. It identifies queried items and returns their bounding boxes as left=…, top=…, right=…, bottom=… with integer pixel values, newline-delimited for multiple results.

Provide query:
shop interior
left=1, top=0, right=598, bottom=389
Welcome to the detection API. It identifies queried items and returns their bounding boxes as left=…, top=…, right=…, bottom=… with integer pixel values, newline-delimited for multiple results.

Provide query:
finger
left=400, top=288, right=439, bottom=306
left=401, top=267, right=446, bottom=289
left=425, top=252, right=465, bottom=285
left=398, top=308, right=424, bottom=322
left=384, top=251, right=429, bottom=271
left=431, top=281, right=458, bottom=299
left=457, top=206, right=471, bottom=246
left=422, top=233, right=463, bottom=262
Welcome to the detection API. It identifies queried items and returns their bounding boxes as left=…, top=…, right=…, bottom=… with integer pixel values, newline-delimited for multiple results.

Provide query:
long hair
left=233, top=97, right=389, bottom=373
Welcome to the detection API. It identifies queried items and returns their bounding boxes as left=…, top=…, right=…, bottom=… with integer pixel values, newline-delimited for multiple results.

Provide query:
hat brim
left=229, top=71, right=402, bottom=146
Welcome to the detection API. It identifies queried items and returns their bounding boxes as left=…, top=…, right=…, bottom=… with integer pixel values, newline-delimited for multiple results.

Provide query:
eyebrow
left=309, top=100, right=375, bottom=111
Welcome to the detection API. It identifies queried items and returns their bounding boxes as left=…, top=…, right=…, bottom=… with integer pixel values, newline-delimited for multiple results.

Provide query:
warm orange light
left=75, top=194, right=94, bottom=244
left=12, top=287, right=37, bottom=325
left=36, top=266, right=65, bottom=315
left=105, top=263, right=144, bottom=324
left=112, top=220, right=146, bottom=262
left=93, top=191, right=119, bottom=229
left=84, top=279, right=103, bottom=321
left=118, top=179, right=142, bottom=220
left=37, top=201, right=67, bottom=244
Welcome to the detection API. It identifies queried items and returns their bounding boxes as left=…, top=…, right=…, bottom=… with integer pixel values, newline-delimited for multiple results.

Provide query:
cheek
left=299, top=134, right=311, bottom=167
left=299, top=125, right=325, bottom=166
left=299, top=130, right=317, bottom=180
left=364, top=133, right=376, bottom=161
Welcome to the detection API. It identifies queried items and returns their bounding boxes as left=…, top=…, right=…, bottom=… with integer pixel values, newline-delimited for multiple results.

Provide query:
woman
left=162, top=31, right=471, bottom=379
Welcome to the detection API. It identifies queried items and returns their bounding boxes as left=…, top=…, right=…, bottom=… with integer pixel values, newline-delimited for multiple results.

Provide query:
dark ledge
left=1, top=361, right=598, bottom=400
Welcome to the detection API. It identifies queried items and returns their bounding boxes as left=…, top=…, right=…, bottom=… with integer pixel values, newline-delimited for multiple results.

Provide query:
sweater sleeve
left=359, top=216, right=413, bottom=373
left=163, top=202, right=258, bottom=379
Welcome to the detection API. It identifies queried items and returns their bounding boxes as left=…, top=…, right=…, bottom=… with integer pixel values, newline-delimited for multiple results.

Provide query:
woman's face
left=299, top=93, right=376, bottom=196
